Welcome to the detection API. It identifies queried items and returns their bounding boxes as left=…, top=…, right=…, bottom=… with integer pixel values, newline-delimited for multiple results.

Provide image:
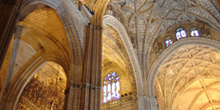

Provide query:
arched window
left=165, top=37, right=173, bottom=47
left=176, top=28, right=186, bottom=40
left=190, top=27, right=200, bottom=37
left=103, top=72, right=120, bottom=103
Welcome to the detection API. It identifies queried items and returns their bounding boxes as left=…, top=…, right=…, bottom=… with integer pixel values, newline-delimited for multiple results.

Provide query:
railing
left=101, top=95, right=135, bottom=110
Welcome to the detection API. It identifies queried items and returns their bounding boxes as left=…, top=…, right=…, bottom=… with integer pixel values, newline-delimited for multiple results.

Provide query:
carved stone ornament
left=154, top=41, right=163, bottom=56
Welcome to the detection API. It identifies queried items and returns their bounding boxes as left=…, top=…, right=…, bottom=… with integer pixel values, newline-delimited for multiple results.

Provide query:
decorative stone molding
left=90, top=24, right=103, bottom=30
left=103, top=15, right=144, bottom=109
left=147, top=37, right=220, bottom=110
left=0, top=2, right=86, bottom=109
left=153, top=22, right=215, bottom=56
left=81, top=4, right=93, bottom=21
left=106, top=0, right=220, bottom=65
left=147, top=22, right=220, bottom=81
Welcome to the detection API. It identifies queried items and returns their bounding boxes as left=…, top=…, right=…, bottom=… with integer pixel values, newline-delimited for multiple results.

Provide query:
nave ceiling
left=156, top=45, right=220, bottom=110
left=104, top=0, right=220, bottom=67
left=0, top=0, right=220, bottom=110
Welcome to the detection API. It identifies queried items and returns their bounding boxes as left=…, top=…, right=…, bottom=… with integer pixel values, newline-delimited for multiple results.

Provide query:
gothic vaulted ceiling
left=106, top=0, right=220, bottom=64
left=156, top=45, right=220, bottom=110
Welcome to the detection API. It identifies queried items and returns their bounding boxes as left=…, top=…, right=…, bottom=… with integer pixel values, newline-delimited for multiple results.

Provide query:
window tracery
left=103, top=72, right=120, bottom=103
left=190, top=27, right=200, bottom=37
left=165, top=37, right=173, bottom=47
left=176, top=28, right=186, bottom=40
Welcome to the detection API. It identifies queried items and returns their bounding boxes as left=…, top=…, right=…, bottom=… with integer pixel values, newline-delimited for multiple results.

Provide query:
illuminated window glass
left=176, top=28, right=186, bottom=40
left=118, top=17, right=121, bottom=21
left=103, top=72, right=120, bottom=103
left=190, top=27, right=200, bottom=37
left=165, top=37, right=173, bottom=47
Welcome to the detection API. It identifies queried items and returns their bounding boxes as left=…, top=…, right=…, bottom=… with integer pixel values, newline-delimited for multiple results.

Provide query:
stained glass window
left=190, top=27, right=200, bottom=37
left=103, top=72, right=120, bottom=103
left=176, top=28, right=186, bottom=40
left=165, top=37, right=173, bottom=47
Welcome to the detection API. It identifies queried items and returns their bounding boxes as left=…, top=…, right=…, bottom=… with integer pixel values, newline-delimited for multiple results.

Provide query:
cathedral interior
left=0, top=0, right=220, bottom=110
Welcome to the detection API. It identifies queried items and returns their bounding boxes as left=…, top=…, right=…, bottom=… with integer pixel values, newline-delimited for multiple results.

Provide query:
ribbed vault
left=10, top=7, right=72, bottom=80
left=0, top=7, right=73, bottom=110
left=155, top=45, right=220, bottom=110
left=105, top=0, right=220, bottom=69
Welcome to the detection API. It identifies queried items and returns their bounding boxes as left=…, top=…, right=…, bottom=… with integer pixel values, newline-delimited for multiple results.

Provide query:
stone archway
left=0, top=2, right=84, bottom=109
left=103, top=15, right=144, bottom=110
left=147, top=37, right=220, bottom=110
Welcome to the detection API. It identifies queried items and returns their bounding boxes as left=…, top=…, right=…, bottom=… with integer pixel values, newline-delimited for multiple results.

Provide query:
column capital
left=137, top=95, right=147, bottom=100
left=147, top=96, right=157, bottom=102
left=147, top=96, right=160, bottom=110
left=90, top=24, right=103, bottom=30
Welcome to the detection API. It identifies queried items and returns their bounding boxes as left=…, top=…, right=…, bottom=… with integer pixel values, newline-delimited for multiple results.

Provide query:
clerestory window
left=176, top=28, right=187, bottom=40
left=190, top=27, right=200, bottom=37
left=165, top=37, right=173, bottom=47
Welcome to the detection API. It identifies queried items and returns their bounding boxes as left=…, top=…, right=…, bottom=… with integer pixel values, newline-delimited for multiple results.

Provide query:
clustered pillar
left=80, top=24, right=103, bottom=110
left=65, top=23, right=103, bottom=110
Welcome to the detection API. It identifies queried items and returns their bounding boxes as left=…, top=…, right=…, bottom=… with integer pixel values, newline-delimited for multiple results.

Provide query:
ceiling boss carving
left=105, top=0, right=220, bottom=63
left=155, top=45, right=220, bottom=110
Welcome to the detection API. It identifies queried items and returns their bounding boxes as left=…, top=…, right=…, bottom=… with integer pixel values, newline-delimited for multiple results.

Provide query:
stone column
left=0, top=0, right=24, bottom=69
left=137, top=95, right=147, bottom=110
left=79, top=23, right=102, bottom=110
left=93, top=25, right=102, bottom=110
left=147, top=96, right=160, bottom=110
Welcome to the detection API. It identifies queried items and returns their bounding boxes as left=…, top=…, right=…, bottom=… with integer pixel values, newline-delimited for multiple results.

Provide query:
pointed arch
left=0, top=1, right=87, bottom=109
left=103, top=15, right=144, bottom=109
